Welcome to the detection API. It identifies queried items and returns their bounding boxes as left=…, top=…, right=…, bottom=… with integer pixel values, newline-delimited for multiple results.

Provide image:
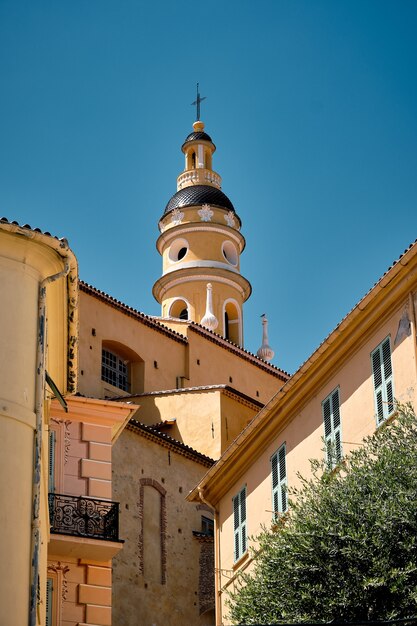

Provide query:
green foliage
left=228, top=405, right=417, bottom=624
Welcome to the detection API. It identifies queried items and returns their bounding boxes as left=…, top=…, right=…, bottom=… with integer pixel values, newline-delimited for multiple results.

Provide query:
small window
left=322, top=388, right=342, bottom=468
left=271, top=444, right=287, bottom=517
left=101, top=349, right=129, bottom=392
left=371, top=337, right=395, bottom=424
left=201, top=516, right=214, bottom=536
left=222, top=240, right=238, bottom=266
left=168, top=238, right=189, bottom=263
left=233, top=486, right=247, bottom=562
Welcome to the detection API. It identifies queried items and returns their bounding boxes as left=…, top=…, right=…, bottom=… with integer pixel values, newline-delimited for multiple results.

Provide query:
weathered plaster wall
left=112, top=428, right=214, bottom=626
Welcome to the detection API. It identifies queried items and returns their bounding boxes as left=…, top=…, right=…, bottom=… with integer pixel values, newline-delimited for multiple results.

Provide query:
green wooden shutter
left=45, top=577, right=53, bottom=626
left=48, top=431, right=56, bottom=494
left=322, top=389, right=342, bottom=468
left=271, top=444, right=287, bottom=517
left=233, top=487, right=247, bottom=561
left=372, top=338, right=394, bottom=424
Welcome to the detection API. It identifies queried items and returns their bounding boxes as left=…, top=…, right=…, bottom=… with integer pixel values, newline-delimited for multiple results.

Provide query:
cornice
left=152, top=268, right=252, bottom=302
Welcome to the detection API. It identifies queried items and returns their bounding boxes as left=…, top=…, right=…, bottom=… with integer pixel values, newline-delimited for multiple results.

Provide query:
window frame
left=271, top=443, right=287, bottom=518
left=322, top=387, right=343, bottom=469
left=371, top=336, right=395, bottom=425
left=101, top=348, right=129, bottom=392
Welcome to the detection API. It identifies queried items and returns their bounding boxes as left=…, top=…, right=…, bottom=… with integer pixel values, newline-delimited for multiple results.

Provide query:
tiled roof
left=0, top=216, right=69, bottom=244
left=110, top=384, right=265, bottom=409
left=164, top=185, right=236, bottom=215
left=183, top=131, right=213, bottom=144
left=80, top=281, right=188, bottom=344
left=127, top=418, right=215, bottom=467
left=187, top=322, right=290, bottom=381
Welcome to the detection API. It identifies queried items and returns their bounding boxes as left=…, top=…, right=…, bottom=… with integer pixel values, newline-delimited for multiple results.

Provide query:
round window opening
left=168, top=238, right=189, bottom=263
left=222, top=241, right=238, bottom=266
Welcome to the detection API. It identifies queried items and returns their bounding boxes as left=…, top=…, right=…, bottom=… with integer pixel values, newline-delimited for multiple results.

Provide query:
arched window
left=101, top=341, right=144, bottom=394
left=169, top=299, right=190, bottom=320
left=224, top=301, right=241, bottom=345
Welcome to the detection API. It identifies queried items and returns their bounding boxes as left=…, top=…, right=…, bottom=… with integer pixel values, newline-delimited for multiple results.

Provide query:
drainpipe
left=409, top=292, right=417, bottom=390
left=198, top=488, right=222, bottom=626
left=29, top=260, right=71, bottom=626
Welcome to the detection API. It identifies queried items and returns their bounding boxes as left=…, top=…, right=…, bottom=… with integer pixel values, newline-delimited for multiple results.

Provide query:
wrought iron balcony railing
left=48, top=493, right=120, bottom=542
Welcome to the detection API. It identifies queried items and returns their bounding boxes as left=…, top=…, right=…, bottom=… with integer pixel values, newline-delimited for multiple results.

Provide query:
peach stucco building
left=189, top=239, right=417, bottom=625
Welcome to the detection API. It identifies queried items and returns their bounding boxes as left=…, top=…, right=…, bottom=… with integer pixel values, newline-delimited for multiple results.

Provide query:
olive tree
left=228, top=404, right=417, bottom=624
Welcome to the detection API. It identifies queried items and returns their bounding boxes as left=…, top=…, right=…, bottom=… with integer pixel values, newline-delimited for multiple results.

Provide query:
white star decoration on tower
left=224, top=211, right=235, bottom=228
left=198, top=204, right=214, bottom=222
left=171, top=208, right=184, bottom=226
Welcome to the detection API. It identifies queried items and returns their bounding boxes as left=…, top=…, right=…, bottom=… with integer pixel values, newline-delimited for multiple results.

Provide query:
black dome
left=164, top=185, right=235, bottom=215
left=183, top=131, right=213, bottom=144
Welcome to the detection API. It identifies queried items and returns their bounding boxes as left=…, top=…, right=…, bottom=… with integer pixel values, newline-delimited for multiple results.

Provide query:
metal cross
left=191, top=83, right=206, bottom=121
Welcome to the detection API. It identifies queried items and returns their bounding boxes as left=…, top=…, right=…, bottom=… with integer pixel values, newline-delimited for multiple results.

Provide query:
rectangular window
left=233, top=486, right=247, bottom=562
left=271, top=443, right=287, bottom=517
left=101, top=349, right=129, bottom=391
left=371, top=337, right=395, bottom=425
left=201, top=516, right=214, bottom=536
left=322, top=388, right=342, bottom=469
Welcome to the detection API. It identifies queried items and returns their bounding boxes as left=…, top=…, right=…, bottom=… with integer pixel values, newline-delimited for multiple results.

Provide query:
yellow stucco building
left=189, top=238, right=417, bottom=625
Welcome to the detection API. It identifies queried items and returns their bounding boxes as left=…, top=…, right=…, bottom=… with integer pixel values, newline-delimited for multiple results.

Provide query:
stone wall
left=112, top=427, right=214, bottom=626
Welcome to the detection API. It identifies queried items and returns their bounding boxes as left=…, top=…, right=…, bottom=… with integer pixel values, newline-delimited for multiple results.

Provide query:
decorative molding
left=64, top=420, right=71, bottom=464
left=163, top=259, right=240, bottom=276
left=138, top=478, right=167, bottom=585
left=198, top=204, right=214, bottom=222
left=158, top=273, right=248, bottom=300
left=171, top=208, right=184, bottom=226
left=47, top=561, right=70, bottom=601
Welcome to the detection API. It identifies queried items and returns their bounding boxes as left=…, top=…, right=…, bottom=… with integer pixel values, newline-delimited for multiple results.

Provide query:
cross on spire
left=191, top=83, right=206, bottom=121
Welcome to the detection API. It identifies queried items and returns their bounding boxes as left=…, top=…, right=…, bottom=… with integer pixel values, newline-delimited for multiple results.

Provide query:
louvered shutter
left=382, top=338, right=394, bottom=416
left=372, top=346, right=384, bottom=424
left=233, top=487, right=247, bottom=561
left=240, top=488, right=247, bottom=555
left=271, top=445, right=287, bottom=517
left=271, top=452, right=279, bottom=515
left=322, top=389, right=342, bottom=468
left=278, top=445, right=287, bottom=512
left=372, top=338, right=394, bottom=424
left=45, top=578, right=53, bottom=626
left=48, top=431, right=56, bottom=494
left=233, top=493, right=240, bottom=561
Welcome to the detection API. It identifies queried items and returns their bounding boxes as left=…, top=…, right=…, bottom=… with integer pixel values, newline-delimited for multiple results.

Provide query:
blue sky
left=1, top=0, right=416, bottom=374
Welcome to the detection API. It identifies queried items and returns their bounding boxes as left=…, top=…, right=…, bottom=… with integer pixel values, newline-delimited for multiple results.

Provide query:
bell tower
left=153, top=115, right=251, bottom=347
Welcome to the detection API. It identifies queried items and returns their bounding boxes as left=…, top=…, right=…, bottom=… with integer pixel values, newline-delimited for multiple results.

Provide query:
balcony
left=177, top=168, right=222, bottom=190
left=48, top=493, right=123, bottom=560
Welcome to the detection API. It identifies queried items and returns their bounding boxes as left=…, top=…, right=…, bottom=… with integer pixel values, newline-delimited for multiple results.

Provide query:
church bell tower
left=153, top=100, right=251, bottom=347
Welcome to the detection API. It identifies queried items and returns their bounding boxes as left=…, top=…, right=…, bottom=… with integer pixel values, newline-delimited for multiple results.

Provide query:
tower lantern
left=153, top=117, right=251, bottom=347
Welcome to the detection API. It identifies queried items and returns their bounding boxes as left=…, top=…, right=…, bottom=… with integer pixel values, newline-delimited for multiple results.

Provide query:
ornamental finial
left=256, top=314, right=274, bottom=362
left=201, top=283, right=218, bottom=331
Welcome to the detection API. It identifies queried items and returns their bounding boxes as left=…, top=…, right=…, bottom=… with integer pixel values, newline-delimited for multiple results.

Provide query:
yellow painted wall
left=213, top=291, right=417, bottom=625
left=0, top=228, right=74, bottom=626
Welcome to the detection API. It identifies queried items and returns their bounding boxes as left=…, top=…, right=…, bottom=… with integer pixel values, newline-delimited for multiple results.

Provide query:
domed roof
left=164, top=185, right=235, bottom=215
left=183, top=130, right=213, bottom=144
